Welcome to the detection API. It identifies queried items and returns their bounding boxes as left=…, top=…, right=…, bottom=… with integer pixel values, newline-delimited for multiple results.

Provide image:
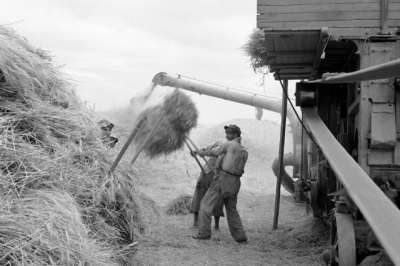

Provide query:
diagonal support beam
left=273, top=80, right=288, bottom=229
left=302, top=108, right=400, bottom=265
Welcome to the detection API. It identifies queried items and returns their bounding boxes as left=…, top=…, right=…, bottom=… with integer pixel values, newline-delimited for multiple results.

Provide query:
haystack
left=0, top=190, right=115, bottom=266
left=166, top=194, right=193, bottom=215
left=134, top=89, right=198, bottom=157
left=243, top=29, right=269, bottom=71
left=0, top=26, right=151, bottom=265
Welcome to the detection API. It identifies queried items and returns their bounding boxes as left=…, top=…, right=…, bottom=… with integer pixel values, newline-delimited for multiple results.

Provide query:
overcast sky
left=1, top=0, right=288, bottom=125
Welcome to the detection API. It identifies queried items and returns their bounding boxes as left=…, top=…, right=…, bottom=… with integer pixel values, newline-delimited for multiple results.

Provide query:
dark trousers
left=198, top=172, right=246, bottom=241
left=191, top=171, right=224, bottom=217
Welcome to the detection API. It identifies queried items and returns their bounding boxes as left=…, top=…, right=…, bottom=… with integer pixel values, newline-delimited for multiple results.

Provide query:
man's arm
left=197, top=142, right=227, bottom=157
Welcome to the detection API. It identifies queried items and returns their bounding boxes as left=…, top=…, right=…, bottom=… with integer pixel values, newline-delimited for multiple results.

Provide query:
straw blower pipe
left=152, top=72, right=301, bottom=194
left=152, top=73, right=296, bottom=123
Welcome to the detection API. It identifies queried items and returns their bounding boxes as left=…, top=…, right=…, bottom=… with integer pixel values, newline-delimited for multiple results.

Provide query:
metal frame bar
left=302, top=108, right=400, bottom=265
left=273, top=79, right=288, bottom=229
left=307, top=58, right=400, bottom=83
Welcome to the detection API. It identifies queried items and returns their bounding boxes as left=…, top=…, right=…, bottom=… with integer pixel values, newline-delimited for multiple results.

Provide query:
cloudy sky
left=1, top=0, right=287, bottom=125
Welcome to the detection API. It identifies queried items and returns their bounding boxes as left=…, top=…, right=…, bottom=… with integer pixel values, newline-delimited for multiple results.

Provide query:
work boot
left=192, top=233, right=210, bottom=240
left=235, top=237, right=248, bottom=244
left=214, top=216, right=220, bottom=231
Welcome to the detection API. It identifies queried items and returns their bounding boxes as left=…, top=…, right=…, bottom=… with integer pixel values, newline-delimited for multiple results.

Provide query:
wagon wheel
left=329, top=211, right=356, bottom=266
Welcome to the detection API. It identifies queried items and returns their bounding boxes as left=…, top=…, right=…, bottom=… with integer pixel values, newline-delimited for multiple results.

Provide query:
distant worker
left=190, top=141, right=225, bottom=230
left=98, top=119, right=118, bottom=148
left=193, top=124, right=248, bottom=242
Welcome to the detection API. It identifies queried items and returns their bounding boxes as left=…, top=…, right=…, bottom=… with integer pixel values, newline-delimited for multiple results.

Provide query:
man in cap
left=98, top=119, right=118, bottom=148
left=193, top=124, right=248, bottom=242
left=190, top=141, right=225, bottom=230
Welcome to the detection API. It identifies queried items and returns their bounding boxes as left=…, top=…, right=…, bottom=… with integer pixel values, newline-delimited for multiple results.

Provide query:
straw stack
left=166, top=194, right=193, bottom=216
left=0, top=26, right=150, bottom=265
left=0, top=190, right=115, bottom=265
left=134, top=89, right=198, bottom=157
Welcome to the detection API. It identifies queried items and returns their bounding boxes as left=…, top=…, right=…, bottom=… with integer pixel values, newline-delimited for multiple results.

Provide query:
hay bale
left=0, top=190, right=116, bottom=265
left=134, top=89, right=198, bottom=157
left=243, top=29, right=269, bottom=71
left=166, top=195, right=193, bottom=215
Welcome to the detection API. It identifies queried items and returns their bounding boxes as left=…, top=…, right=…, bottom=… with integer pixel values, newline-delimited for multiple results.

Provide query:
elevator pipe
left=271, top=153, right=296, bottom=194
left=152, top=72, right=300, bottom=138
left=152, top=72, right=301, bottom=192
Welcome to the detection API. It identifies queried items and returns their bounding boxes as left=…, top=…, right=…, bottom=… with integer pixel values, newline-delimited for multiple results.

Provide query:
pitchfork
left=184, top=136, right=212, bottom=174
left=109, top=114, right=165, bottom=173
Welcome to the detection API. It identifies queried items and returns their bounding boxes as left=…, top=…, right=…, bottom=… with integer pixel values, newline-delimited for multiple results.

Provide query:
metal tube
left=273, top=79, right=288, bottom=229
left=271, top=153, right=296, bottom=194
left=302, top=108, right=400, bottom=265
left=152, top=72, right=299, bottom=138
left=380, top=0, right=389, bottom=33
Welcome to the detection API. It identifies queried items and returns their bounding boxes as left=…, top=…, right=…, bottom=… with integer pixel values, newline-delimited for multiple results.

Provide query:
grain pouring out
left=133, top=88, right=198, bottom=158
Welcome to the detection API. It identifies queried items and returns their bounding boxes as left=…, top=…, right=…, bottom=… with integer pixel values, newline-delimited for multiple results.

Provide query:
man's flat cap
left=224, top=124, right=241, bottom=135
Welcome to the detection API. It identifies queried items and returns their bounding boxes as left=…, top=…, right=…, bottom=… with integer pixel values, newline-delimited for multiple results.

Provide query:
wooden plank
left=265, top=30, right=321, bottom=37
left=270, top=63, right=312, bottom=70
left=326, top=27, right=390, bottom=37
left=257, top=20, right=382, bottom=29
left=388, top=11, right=400, bottom=20
left=268, top=50, right=315, bottom=56
left=394, top=143, right=400, bottom=165
left=258, top=0, right=394, bottom=6
left=381, top=0, right=390, bottom=32
left=276, top=68, right=313, bottom=74
left=272, top=37, right=320, bottom=54
left=267, top=55, right=315, bottom=65
left=258, top=3, right=390, bottom=14
left=259, top=11, right=379, bottom=23
left=258, top=19, right=400, bottom=30
left=273, top=72, right=311, bottom=78
left=367, top=149, right=393, bottom=165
